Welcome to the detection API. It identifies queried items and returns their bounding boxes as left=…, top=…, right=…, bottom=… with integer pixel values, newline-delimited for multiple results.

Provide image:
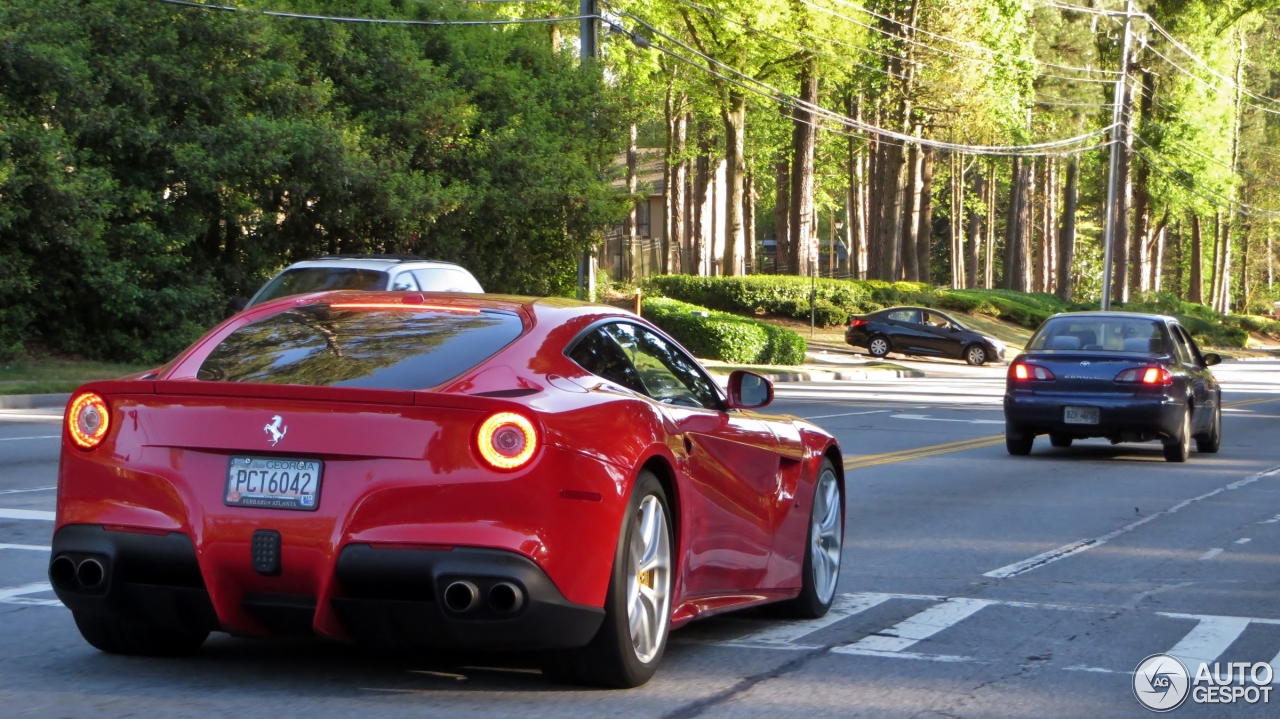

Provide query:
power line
left=667, top=0, right=1111, bottom=111
left=1134, top=135, right=1280, bottom=218
left=611, top=5, right=1117, bottom=156
left=814, top=0, right=1120, bottom=81
left=154, top=0, right=591, bottom=25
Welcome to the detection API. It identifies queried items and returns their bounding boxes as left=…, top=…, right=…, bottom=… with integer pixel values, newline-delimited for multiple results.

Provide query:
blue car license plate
left=224, top=456, right=323, bottom=511
left=1064, top=406, right=1100, bottom=425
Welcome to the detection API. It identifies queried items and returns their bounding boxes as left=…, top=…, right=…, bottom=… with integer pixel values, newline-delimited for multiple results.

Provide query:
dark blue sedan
left=1003, top=312, right=1222, bottom=462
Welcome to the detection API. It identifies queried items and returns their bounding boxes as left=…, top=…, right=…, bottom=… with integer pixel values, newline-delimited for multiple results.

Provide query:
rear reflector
left=1115, top=366, right=1172, bottom=385
left=1009, top=363, right=1054, bottom=381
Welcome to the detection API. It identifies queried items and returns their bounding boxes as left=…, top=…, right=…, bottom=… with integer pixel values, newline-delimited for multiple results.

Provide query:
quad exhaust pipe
left=443, top=580, right=479, bottom=613
left=49, top=555, right=107, bottom=591
left=442, top=580, right=525, bottom=614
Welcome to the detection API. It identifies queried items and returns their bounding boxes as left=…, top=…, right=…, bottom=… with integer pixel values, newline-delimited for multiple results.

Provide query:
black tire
left=542, top=471, right=672, bottom=688
left=72, top=612, right=208, bottom=657
left=964, top=345, right=988, bottom=366
left=1049, top=434, right=1073, bottom=448
left=1006, top=428, right=1034, bottom=456
left=1163, top=405, right=1191, bottom=463
left=1196, top=403, right=1221, bottom=454
left=772, top=458, right=842, bottom=620
left=868, top=335, right=891, bottom=358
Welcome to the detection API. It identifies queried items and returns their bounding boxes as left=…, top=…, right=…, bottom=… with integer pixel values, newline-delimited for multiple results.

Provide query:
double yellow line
left=839, top=396, right=1279, bottom=471
left=843, top=434, right=1004, bottom=471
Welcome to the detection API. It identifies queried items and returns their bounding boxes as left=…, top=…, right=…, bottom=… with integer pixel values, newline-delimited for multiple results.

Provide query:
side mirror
left=1202, top=353, right=1222, bottom=367
left=727, top=370, right=773, bottom=410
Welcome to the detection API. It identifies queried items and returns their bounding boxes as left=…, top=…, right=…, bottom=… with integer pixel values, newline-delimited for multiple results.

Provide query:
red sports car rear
left=51, top=291, right=843, bottom=687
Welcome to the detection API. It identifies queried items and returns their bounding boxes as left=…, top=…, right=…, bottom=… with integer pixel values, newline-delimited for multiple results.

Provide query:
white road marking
left=1261, top=514, right=1280, bottom=524
left=0, top=487, right=55, bottom=496
left=0, top=412, right=63, bottom=422
left=0, top=582, right=61, bottom=607
left=891, top=413, right=1005, bottom=425
left=1200, top=548, right=1224, bottom=560
left=1235, top=538, right=1252, bottom=545
left=0, top=435, right=58, bottom=441
left=723, top=592, right=906, bottom=648
left=801, top=410, right=890, bottom=420
left=832, top=597, right=994, bottom=654
left=1271, top=648, right=1280, bottom=682
left=0, top=508, right=56, bottom=521
left=983, top=464, right=1280, bottom=579
left=1161, top=615, right=1252, bottom=669
left=0, top=544, right=49, bottom=551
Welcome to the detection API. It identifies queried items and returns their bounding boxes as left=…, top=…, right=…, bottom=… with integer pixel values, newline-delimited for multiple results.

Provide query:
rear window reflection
left=197, top=305, right=523, bottom=389
left=1028, top=317, right=1170, bottom=354
left=251, top=268, right=388, bottom=306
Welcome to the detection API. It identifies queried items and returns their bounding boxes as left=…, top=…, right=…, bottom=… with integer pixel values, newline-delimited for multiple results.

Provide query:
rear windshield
left=197, top=305, right=523, bottom=389
left=1028, top=316, right=1170, bottom=354
left=251, top=268, right=388, bottom=306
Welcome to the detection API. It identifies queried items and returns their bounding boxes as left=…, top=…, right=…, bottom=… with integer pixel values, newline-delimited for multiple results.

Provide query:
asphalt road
left=2, top=361, right=1280, bottom=718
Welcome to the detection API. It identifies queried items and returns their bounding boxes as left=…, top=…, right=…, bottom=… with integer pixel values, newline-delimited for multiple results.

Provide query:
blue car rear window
left=1028, top=317, right=1170, bottom=354
left=197, top=305, right=523, bottom=389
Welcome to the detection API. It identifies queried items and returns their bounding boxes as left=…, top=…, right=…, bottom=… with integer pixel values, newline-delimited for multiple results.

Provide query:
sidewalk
left=699, top=357, right=923, bottom=382
left=0, top=393, right=69, bottom=410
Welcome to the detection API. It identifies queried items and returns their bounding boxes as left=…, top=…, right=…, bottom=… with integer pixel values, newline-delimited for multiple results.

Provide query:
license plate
left=224, top=456, right=323, bottom=511
left=1063, top=406, right=1100, bottom=425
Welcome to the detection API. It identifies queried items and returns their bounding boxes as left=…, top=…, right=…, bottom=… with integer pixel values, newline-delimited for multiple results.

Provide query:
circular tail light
left=475, top=412, right=538, bottom=470
left=68, top=393, right=111, bottom=450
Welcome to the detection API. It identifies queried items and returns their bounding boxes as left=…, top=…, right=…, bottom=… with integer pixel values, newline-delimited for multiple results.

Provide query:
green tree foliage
left=0, top=0, right=624, bottom=361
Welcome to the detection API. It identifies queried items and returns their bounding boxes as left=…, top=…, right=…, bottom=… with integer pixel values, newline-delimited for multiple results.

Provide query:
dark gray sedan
left=844, top=307, right=1006, bottom=365
left=1003, top=312, right=1222, bottom=462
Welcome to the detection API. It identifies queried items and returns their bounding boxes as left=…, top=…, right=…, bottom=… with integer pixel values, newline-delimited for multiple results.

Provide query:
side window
left=566, top=328, right=646, bottom=394
left=1177, top=326, right=1205, bottom=365
left=414, top=268, right=483, bottom=293
left=390, top=272, right=419, bottom=291
left=1169, top=325, right=1194, bottom=365
left=922, top=312, right=950, bottom=329
left=886, top=309, right=921, bottom=324
left=602, top=324, right=721, bottom=410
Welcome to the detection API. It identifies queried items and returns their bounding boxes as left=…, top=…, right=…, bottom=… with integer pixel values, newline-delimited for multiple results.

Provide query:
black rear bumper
left=49, top=525, right=603, bottom=651
left=331, top=544, right=604, bottom=650
left=1003, top=392, right=1184, bottom=440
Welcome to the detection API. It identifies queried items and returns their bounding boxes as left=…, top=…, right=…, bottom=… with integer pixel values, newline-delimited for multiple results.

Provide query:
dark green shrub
left=642, top=297, right=806, bottom=365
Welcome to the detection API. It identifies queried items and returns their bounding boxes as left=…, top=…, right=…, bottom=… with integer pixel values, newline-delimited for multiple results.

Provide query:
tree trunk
left=1003, top=157, right=1031, bottom=291
left=1219, top=222, right=1233, bottom=313
left=1057, top=155, right=1078, bottom=302
left=721, top=93, right=746, bottom=277
left=1209, top=212, right=1222, bottom=307
left=847, top=94, right=866, bottom=279
left=788, top=60, right=819, bottom=276
left=774, top=153, right=790, bottom=275
left=917, top=145, right=934, bottom=284
left=867, top=103, right=883, bottom=278
left=744, top=166, right=756, bottom=274
left=692, top=123, right=710, bottom=277
left=985, top=159, right=997, bottom=289
left=1147, top=208, right=1169, bottom=293
left=1131, top=69, right=1155, bottom=295
left=967, top=168, right=983, bottom=289
left=1190, top=215, right=1204, bottom=304
left=1154, top=222, right=1167, bottom=292
left=902, top=141, right=922, bottom=282
left=877, top=142, right=907, bottom=280
left=667, top=109, right=687, bottom=275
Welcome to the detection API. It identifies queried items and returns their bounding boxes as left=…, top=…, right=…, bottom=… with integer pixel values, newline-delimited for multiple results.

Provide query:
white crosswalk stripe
left=692, top=593, right=1280, bottom=675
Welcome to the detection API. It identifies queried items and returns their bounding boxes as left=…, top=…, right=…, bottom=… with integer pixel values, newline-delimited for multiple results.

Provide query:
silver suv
left=246, top=255, right=483, bottom=309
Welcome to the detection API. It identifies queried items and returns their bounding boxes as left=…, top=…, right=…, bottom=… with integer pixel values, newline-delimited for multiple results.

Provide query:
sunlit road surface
left=3, top=361, right=1280, bottom=717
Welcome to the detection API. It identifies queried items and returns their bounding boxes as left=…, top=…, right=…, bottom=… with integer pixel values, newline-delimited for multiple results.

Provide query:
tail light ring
left=475, top=412, right=539, bottom=471
left=1009, top=362, right=1054, bottom=381
left=68, top=392, right=111, bottom=450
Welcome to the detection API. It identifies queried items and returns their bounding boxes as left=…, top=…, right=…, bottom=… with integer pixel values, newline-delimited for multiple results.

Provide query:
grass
left=0, top=357, right=152, bottom=396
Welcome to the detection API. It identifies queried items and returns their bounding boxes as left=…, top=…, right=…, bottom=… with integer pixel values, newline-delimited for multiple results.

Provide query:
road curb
left=0, top=393, right=70, bottom=410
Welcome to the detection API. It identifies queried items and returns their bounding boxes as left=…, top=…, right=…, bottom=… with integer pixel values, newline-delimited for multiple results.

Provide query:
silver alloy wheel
left=869, top=338, right=889, bottom=356
left=967, top=346, right=986, bottom=365
left=627, top=495, right=671, bottom=664
left=811, top=467, right=842, bottom=606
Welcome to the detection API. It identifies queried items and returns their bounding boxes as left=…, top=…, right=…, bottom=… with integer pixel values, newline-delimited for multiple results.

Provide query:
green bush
left=642, top=297, right=806, bottom=366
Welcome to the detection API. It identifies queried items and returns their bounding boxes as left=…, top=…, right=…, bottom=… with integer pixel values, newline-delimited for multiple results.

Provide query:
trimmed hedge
left=642, top=276, right=1264, bottom=349
left=642, top=297, right=807, bottom=365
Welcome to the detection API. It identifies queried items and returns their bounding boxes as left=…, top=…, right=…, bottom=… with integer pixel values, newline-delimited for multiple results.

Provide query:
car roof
left=1048, top=310, right=1177, bottom=323
left=283, top=256, right=469, bottom=273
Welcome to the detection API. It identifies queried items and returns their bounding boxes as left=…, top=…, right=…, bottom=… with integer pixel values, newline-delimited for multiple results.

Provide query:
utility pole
left=1100, top=0, right=1134, bottom=311
left=577, top=0, right=599, bottom=302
